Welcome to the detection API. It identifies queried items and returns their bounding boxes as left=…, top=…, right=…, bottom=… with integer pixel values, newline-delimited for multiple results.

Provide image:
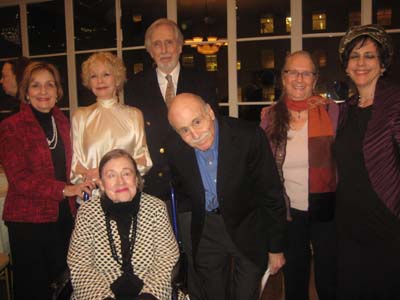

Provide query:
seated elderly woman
left=68, top=149, right=179, bottom=300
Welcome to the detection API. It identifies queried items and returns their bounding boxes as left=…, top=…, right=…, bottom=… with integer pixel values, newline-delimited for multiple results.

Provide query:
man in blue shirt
left=167, top=93, right=286, bottom=300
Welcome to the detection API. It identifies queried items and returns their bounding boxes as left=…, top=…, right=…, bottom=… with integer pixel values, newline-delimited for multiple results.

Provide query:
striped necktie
left=165, top=74, right=175, bottom=107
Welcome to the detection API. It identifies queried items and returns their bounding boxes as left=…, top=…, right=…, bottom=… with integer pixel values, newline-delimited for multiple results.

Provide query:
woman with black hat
left=336, top=24, right=400, bottom=298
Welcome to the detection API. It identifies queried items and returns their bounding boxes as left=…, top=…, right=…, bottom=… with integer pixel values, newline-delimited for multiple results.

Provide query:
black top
left=335, top=105, right=400, bottom=246
left=31, top=105, right=70, bottom=221
left=0, top=95, right=20, bottom=121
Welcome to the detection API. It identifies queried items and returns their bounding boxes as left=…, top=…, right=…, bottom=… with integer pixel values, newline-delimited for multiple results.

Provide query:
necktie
left=165, top=74, right=175, bottom=107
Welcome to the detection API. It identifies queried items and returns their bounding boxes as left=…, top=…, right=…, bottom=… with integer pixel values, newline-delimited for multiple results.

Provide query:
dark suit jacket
left=167, top=116, right=286, bottom=268
left=0, top=103, right=75, bottom=222
left=124, top=66, right=218, bottom=201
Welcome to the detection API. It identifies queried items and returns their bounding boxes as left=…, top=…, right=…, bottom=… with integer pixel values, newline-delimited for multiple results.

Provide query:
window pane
left=27, top=1, right=66, bottom=55
left=237, top=0, right=290, bottom=37
left=388, top=33, right=400, bottom=83
left=178, top=0, right=227, bottom=41
left=218, top=106, right=228, bottom=117
left=303, top=0, right=360, bottom=34
left=238, top=40, right=290, bottom=103
left=121, top=0, right=167, bottom=47
left=182, top=45, right=228, bottom=103
left=239, top=105, right=266, bottom=122
left=303, top=37, right=348, bottom=100
left=38, top=56, right=70, bottom=109
left=123, top=49, right=154, bottom=82
left=74, top=0, right=116, bottom=51
left=0, top=6, right=21, bottom=58
left=373, top=0, right=400, bottom=29
left=75, top=53, right=97, bottom=107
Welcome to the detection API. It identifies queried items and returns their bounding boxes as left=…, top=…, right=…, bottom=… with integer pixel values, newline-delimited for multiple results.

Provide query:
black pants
left=195, top=212, right=263, bottom=300
left=178, top=212, right=207, bottom=300
left=284, top=208, right=336, bottom=300
left=7, top=215, right=73, bottom=300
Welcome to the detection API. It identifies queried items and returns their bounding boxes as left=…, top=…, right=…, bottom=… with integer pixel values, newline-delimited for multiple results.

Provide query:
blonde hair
left=81, top=52, right=126, bottom=93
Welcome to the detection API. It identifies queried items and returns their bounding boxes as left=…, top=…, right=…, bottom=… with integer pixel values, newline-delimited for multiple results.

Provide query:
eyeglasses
left=283, top=70, right=316, bottom=79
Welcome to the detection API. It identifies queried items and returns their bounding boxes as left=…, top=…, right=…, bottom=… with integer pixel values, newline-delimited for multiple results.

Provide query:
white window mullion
left=115, top=0, right=124, bottom=103
left=167, top=0, right=177, bottom=22
left=291, top=0, right=302, bottom=52
left=19, top=3, right=29, bottom=57
left=227, top=0, right=238, bottom=118
left=361, top=0, right=373, bottom=25
left=64, top=0, right=78, bottom=114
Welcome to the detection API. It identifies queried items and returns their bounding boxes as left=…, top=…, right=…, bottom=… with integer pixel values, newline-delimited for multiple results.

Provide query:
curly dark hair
left=340, top=36, right=393, bottom=73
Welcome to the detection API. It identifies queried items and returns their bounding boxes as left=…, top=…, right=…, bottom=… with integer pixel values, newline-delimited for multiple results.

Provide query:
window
left=182, top=55, right=195, bottom=68
left=237, top=0, right=290, bottom=37
left=0, top=6, right=21, bottom=58
left=348, top=11, right=361, bottom=27
left=133, top=63, right=143, bottom=74
left=27, top=1, right=66, bottom=55
left=205, top=55, right=218, bottom=72
left=313, top=50, right=328, bottom=68
left=237, top=60, right=241, bottom=71
left=303, top=37, right=345, bottom=97
left=121, top=0, right=167, bottom=47
left=373, top=1, right=400, bottom=29
left=303, top=0, right=360, bottom=33
left=286, top=17, right=292, bottom=33
left=261, top=49, right=275, bottom=69
left=260, top=15, right=274, bottom=34
left=312, top=13, right=327, bottom=31
left=377, top=8, right=392, bottom=26
left=238, top=39, right=289, bottom=105
left=74, top=0, right=116, bottom=51
left=1, top=0, right=399, bottom=122
left=123, top=49, right=153, bottom=82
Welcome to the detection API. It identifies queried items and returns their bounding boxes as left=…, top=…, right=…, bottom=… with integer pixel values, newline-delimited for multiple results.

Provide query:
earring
left=26, top=95, right=30, bottom=102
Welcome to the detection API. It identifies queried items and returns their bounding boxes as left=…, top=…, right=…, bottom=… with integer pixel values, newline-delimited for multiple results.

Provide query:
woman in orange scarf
left=260, top=51, right=338, bottom=300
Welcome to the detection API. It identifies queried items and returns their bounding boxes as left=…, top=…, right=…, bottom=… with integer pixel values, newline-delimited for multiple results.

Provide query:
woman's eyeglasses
left=283, top=70, right=316, bottom=79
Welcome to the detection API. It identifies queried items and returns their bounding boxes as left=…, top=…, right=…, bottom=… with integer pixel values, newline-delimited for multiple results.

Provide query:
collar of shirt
left=156, top=63, right=180, bottom=98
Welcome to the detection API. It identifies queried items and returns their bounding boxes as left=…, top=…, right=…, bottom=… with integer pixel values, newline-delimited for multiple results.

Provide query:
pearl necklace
left=47, top=116, right=58, bottom=150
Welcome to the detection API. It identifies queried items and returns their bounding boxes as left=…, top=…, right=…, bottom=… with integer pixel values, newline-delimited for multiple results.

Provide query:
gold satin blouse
left=71, top=98, right=152, bottom=183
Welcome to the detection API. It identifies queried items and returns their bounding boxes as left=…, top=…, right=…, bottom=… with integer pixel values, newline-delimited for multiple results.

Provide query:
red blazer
left=0, top=103, right=76, bottom=223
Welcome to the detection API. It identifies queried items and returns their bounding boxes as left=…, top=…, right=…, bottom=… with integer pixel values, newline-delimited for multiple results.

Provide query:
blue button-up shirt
left=195, top=121, right=219, bottom=211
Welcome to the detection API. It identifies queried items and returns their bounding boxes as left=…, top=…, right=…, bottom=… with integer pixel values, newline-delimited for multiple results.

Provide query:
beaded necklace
left=105, top=213, right=138, bottom=266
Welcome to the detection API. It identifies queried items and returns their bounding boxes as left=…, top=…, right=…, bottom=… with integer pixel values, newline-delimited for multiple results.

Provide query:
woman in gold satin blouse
left=71, top=52, right=152, bottom=187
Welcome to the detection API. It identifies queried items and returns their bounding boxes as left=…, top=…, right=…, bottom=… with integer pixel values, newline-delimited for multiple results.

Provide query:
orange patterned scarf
left=286, top=95, right=336, bottom=193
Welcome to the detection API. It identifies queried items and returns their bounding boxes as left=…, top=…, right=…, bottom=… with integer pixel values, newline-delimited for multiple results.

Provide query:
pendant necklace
left=357, top=95, right=373, bottom=108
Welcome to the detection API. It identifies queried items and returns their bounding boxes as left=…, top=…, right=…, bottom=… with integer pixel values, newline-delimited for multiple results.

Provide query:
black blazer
left=124, top=67, right=218, bottom=201
left=167, top=116, right=286, bottom=268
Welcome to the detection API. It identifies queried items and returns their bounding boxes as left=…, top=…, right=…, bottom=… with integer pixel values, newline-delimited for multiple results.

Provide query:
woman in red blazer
left=0, top=61, right=94, bottom=300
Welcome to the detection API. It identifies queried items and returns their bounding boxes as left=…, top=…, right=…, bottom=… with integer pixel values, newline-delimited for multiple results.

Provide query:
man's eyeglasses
left=283, top=70, right=316, bottom=79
